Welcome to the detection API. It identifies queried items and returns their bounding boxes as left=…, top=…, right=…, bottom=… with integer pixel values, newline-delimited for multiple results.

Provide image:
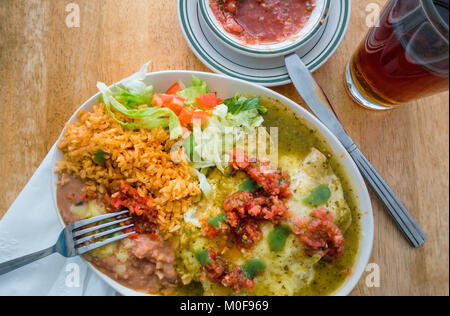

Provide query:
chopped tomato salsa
left=80, top=192, right=97, bottom=202
left=127, top=233, right=139, bottom=240
left=106, top=183, right=154, bottom=216
left=229, top=149, right=291, bottom=198
left=104, top=183, right=158, bottom=235
left=221, top=150, right=291, bottom=248
left=224, top=191, right=287, bottom=225
left=224, top=191, right=288, bottom=248
left=209, top=0, right=317, bottom=45
left=293, top=208, right=344, bottom=263
left=202, top=217, right=228, bottom=239
left=200, top=248, right=254, bottom=293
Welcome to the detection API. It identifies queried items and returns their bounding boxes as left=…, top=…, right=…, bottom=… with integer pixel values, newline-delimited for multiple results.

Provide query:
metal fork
left=0, top=210, right=136, bottom=276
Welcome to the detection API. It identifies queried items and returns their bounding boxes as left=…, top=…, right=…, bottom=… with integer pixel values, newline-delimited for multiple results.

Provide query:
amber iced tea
left=346, top=0, right=449, bottom=109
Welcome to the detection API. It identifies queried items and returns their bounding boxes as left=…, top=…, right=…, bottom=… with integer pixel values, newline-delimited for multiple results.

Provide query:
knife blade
left=285, top=53, right=427, bottom=248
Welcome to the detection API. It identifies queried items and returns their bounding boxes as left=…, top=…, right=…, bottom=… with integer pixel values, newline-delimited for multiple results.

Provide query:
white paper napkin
left=0, top=146, right=116, bottom=296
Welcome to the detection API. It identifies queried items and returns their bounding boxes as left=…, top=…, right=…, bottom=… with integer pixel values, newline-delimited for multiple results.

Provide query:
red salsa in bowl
left=209, top=0, right=317, bottom=45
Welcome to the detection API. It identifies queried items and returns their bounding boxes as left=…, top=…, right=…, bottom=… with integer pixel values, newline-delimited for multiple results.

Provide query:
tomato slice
left=160, top=94, right=174, bottom=104
left=151, top=94, right=164, bottom=107
left=151, top=94, right=186, bottom=115
left=192, top=111, right=211, bottom=125
left=178, top=107, right=195, bottom=127
left=166, top=82, right=183, bottom=95
left=195, top=93, right=218, bottom=109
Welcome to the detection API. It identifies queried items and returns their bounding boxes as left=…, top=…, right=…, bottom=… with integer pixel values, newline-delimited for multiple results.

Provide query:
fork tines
left=70, top=210, right=136, bottom=255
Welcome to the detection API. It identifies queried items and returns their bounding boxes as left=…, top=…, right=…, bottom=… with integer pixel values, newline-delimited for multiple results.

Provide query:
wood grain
left=0, top=0, right=448, bottom=296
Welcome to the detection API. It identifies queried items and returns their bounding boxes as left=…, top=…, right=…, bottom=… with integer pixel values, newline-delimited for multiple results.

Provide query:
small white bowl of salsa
left=200, top=0, right=331, bottom=58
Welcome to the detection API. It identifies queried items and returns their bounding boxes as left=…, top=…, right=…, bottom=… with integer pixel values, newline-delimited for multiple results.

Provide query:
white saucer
left=178, top=0, right=352, bottom=87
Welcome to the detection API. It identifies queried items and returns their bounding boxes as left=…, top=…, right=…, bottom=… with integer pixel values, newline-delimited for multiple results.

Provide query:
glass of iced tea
left=346, top=0, right=449, bottom=110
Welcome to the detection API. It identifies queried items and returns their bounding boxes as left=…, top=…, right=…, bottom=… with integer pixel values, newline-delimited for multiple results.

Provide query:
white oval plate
left=52, top=71, right=373, bottom=296
left=178, top=0, right=351, bottom=86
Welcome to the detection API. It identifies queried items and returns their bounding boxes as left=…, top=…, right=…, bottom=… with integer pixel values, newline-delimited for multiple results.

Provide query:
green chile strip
left=304, top=184, right=331, bottom=206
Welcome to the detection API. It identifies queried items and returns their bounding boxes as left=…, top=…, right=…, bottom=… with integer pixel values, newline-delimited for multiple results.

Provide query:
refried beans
left=56, top=174, right=179, bottom=294
left=209, top=0, right=317, bottom=44
left=88, top=234, right=178, bottom=293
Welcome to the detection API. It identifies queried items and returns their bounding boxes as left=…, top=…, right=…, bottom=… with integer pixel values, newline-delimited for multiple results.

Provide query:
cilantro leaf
left=93, top=149, right=108, bottom=164
left=239, top=179, right=258, bottom=193
left=242, top=258, right=266, bottom=279
left=207, top=214, right=226, bottom=228
left=195, top=249, right=212, bottom=266
left=303, top=185, right=332, bottom=206
left=223, top=95, right=267, bottom=115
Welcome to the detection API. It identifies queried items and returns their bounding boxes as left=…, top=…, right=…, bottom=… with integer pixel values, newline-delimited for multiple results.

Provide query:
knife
left=285, top=53, right=427, bottom=248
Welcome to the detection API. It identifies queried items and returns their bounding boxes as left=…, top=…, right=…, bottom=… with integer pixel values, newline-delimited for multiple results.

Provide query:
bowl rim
left=199, top=0, right=331, bottom=57
left=51, top=70, right=374, bottom=296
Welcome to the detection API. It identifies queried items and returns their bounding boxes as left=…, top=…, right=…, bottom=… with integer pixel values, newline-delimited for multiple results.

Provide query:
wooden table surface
left=0, top=0, right=448, bottom=296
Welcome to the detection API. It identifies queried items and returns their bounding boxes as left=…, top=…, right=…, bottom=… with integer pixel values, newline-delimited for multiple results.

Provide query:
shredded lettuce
left=107, top=62, right=155, bottom=109
left=176, top=75, right=208, bottom=106
left=97, top=82, right=182, bottom=140
left=113, top=86, right=153, bottom=109
left=185, top=100, right=266, bottom=195
left=96, top=62, right=182, bottom=139
left=121, top=62, right=153, bottom=96
left=223, top=94, right=267, bottom=115
left=194, top=169, right=212, bottom=197
left=189, top=103, right=265, bottom=173
left=225, top=107, right=265, bottom=130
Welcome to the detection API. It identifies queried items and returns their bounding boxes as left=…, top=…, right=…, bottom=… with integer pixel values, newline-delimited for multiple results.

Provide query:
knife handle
left=349, top=146, right=427, bottom=247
